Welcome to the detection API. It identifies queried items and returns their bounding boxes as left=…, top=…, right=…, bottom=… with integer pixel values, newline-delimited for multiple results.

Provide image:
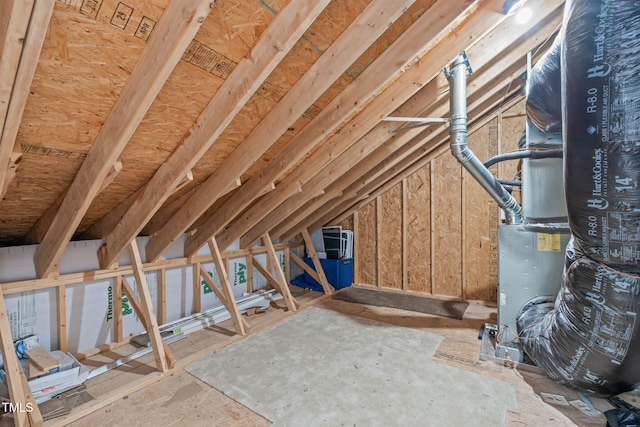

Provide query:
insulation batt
left=518, top=238, right=640, bottom=396
left=517, top=0, right=640, bottom=396
left=526, top=38, right=562, bottom=135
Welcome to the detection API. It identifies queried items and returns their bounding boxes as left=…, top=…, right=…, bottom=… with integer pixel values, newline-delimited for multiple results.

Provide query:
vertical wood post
left=430, top=160, right=436, bottom=295
left=114, top=276, right=123, bottom=343
left=353, top=211, right=359, bottom=283
left=246, top=257, right=254, bottom=293
left=0, top=283, right=33, bottom=426
left=56, top=285, right=67, bottom=352
left=157, top=268, right=167, bottom=325
left=401, top=179, right=408, bottom=291
left=376, top=196, right=382, bottom=287
left=193, top=262, right=201, bottom=314
left=284, top=247, right=291, bottom=285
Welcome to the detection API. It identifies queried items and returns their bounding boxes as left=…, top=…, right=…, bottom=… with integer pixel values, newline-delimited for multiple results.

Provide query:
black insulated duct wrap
left=526, top=37, right=562, bottom=135
left=517, top=0, right=640, bottom=396
left=517, top=239, right=640, bottom=396
left=563, top=0, right=640, bottom=269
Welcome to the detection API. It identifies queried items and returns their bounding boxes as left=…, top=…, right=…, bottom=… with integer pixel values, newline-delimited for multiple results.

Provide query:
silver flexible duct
left=448, top=55, right=523, bottom=224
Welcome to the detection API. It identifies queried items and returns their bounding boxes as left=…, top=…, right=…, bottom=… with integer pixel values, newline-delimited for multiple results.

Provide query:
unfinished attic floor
left=36, top=286, right=623, bottom=426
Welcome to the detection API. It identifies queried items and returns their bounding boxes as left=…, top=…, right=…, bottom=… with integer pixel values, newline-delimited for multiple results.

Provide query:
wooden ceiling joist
left=264, top=3, right=563, bottom=243
left=95, top=0, right=332, bottom=269
left=221, top=0, right=518, bottom=250
left=144, top=0, right=419, bottom=262
left=32, top=0, right=214, bottom=278
left=184, top=0, right=472, bottom=256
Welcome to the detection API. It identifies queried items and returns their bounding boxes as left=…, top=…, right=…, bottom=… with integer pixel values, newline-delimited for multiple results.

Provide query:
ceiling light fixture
left=515, top=7, right=532, bottom=24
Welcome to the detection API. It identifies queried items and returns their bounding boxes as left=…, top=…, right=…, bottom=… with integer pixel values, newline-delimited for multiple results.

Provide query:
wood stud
left=114, top=275, right=123, bottom=344
left=56, top=285, right=67, bottom=353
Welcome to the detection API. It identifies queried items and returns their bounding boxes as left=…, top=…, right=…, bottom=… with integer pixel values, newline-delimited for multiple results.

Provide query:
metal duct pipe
left=448, top=54, right=523, bottom=224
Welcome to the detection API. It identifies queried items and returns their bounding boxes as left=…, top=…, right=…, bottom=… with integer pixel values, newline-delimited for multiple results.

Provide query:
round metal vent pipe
left=448, top=54, right=523, bottom=224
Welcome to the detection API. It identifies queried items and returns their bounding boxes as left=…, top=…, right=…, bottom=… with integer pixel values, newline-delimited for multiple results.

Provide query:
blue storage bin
left=302, top=257, right=353, bottom=291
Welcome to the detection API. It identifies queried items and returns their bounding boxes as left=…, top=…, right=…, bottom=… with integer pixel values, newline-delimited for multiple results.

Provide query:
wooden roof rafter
left=31, top=0, right=215, bottom=278
left=93, top=0, right=333, bottom=270
left=251, top=0, right=564, bottom=245
left=217, top=0, right=523, bottom=250
left=0, top=0, right=55, bottom=201
left=280, top=84, right=527, bottom=242
left=183, top=0, right=475, bottom=257
left=142, top=0, right=420, bottom=262
left=286, top=72, right=530, bottom=240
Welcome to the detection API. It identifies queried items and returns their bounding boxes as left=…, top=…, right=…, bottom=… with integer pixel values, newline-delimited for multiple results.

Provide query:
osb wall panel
left=379, top=183, right=402, bottom=289
left=355, top=200, right=376, bottom=285
left=500, top=101, right=526, bottom=194
left=406, top=163, right=430, bottom=293
left=337, top=215, right=353, bottom=232
left=432, top=154, right=462, bottom=298
left=463, top=118, right=498, bottom=302
left=352, top=102, right=526, bottom=302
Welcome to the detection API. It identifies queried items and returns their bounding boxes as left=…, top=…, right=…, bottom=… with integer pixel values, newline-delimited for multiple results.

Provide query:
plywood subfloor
left=35, top=287, right=619, bottom=426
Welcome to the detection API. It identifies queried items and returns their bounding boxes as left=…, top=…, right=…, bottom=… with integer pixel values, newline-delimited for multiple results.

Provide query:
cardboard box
left=1, top=352, right=90, bottom=404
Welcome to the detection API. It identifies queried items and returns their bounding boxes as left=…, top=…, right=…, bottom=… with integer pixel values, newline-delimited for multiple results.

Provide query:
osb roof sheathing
left=0, top=0, right=564, bottom=277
